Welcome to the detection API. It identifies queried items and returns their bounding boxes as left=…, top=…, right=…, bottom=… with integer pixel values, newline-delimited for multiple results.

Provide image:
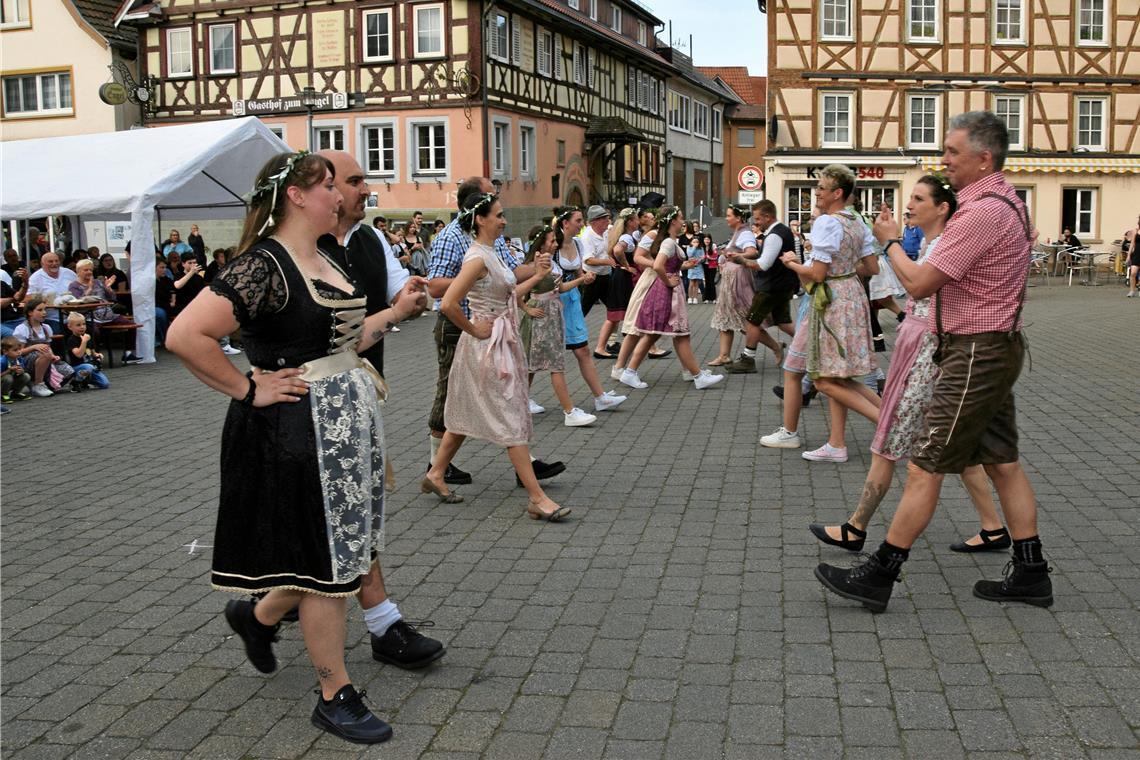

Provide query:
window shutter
left=628, top=66, right=636, bottom=101
left=573, top=44, right=581, bottom=84
left=537, top=30, right=548, bottom=75
left=511, top=16, right=522, bottom=66
left=554, top=34, right=564, bottom=79
left=588, top=48, right=595, bottom=88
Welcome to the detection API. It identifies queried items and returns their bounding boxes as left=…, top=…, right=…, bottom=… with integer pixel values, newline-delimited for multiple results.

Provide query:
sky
left=642, top=0, right=768, bottom=75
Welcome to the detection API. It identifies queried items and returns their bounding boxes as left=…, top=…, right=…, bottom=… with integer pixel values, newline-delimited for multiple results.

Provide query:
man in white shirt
left=26, top=252, right=77, bottom=330
left=581, top=205, right=621, bottom=357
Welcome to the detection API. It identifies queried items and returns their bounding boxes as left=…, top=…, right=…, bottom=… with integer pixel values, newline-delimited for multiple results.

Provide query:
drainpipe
left=480, top=0, right=491, bottom=179
left=710, top=98, right=720, bottom=212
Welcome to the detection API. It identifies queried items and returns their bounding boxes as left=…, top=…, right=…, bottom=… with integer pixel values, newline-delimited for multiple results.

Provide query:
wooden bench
left=96, top=322, right=142, bottom=368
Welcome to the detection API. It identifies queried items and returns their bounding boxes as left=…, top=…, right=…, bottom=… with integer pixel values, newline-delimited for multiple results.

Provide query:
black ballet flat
left=809, top=522, right=867, bottom=552
left=950, top=526, right=1011, bottom=553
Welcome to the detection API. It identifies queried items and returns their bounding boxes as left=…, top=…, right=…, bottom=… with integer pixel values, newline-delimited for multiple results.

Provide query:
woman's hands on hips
left=251, top=367, right=309, bottom=406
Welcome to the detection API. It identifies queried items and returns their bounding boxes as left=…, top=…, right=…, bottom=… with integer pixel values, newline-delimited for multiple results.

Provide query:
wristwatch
left=885, top=239, right=903, bottom=254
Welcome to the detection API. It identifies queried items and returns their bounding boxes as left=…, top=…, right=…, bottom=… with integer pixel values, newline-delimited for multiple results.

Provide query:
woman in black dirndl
left=167, top=152, right=426, bottom=745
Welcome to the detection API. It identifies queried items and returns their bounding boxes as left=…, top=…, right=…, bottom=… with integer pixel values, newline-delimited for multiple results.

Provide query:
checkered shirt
left=427, top=219, right=518, bottom=318
left=924, top=172, right=1031, bottom=335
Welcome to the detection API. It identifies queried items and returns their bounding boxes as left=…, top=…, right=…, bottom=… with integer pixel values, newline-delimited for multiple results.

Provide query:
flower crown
left=528, top=224, right=553, bottom=252
left=245, top=150, right=311, bottom=235
left=728, top=203, right=749, bottom=219
left=555, top=207, right=580, bottom=224
left=458, top=193, right=497, bottom=225
left=658, top=206, right=682, bottom=226
left=927, top=171, right=954, bottom=195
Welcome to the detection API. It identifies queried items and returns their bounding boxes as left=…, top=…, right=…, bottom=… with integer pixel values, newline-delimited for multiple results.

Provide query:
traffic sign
left=738, top=165, right=764, bottom=191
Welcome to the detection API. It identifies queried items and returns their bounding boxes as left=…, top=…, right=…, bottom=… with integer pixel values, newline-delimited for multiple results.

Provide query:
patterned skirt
left=871, top=318, right=940, bottom=460
left=710, top=261, right=752, bottom=332
left=521, top=292, right=566, bottom=373
left=212, top=365, right=385, bottom=597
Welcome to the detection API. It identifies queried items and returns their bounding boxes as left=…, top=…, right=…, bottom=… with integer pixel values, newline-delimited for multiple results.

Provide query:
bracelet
left=240, top=373, right=256, bottom=406
left=885, top=239, right=903, bottom=254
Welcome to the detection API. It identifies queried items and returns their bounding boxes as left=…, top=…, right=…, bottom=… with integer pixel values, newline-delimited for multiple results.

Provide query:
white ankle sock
left=363, top=599, right=402, bottom=637
left=429, top=435, right=440, bottom=466
left=742, top=347, right=756, bottom=358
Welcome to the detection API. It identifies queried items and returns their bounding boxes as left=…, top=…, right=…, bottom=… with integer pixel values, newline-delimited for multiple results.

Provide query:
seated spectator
left=70, top=247, right=91, bottom=270
left=2, top=266, right=28, bottom=338
left=96, top=252, right=129, bottom=293
left=69, top=260, right=141, bottom=363
left=1, top=336, right=32, bottom=401
left=11, top=297, right=59, bottom=397
left=155, top=258, right=176, bottom=347
left=26, top=252, right=77, bottom=331
left=204, top=248, right=228, bottom=283
left=64, top=312, right=110, bottom=390
left=162, top=229, right=193, bottom=259
left=1060, top=227, right=1083, bottom=249
left=2, top=248, right=20, bottom=277
left=166, top=250, right=183, bottom=279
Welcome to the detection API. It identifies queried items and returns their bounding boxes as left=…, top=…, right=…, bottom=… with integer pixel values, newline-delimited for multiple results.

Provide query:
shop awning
left=919, top=156, right=1140, bottom=174
left=585, top=116, right=649, bottom=144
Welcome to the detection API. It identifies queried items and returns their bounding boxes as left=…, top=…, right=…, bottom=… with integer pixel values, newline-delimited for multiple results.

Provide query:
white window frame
left=668, top=90, right=691, bottom=132
left=785, top=185, right=815, bottom=227
left=820, top=91, right=854, bottom=148
left=313, top=123, right=346, bottom=152
left=360, top=118, right=398, bottom=180
left=693, top=101, right=710, bottom=138
left=536, top=28, right=553, bottom=77
left=820, top=0, right=853, bottom=41
left=208, top=23, right=237, bottom=75
left=568, top=0, right=579, bottom=9
left=638, top=20, right=647, bottom=45
left=589, top=0, right=598, bottom=20
left=573, top=42, right=588, bottom=86
left=413, top=3, right=444, bottom=58
left=488, top=11, right=509, bottom=63
left=518, top=122, right=537, bottom=181
left=263, top=122, right=287, bottom=142
left=993, top=0, right=1026, bottom=45
left=1064, top=187, right=1097, bottom=237
left=611, top=5, right=622, bottom=33
left=2, top=70, right=73, bottom=117
left=491, top=116, right=512, bottom=179
left=166, top=27, right=194, bottom=78
left=712, top=107, right=722, bottom=142
left=409, top=118, right=450, bottom=178
left=1013, top=186, right=1034, bottom=218
left=1075, top=96, right=1108, bottom=151
left=907, top=94, right=940, bottom=149
left=993, top=94, right=1026, bottom=151
left=1076, top=0, right=1108, bottom=46
left=907, top=0, right=939, bottom=42
left=362, top=8, right=394, bottom=63
left=0, top=0, right=31, bottom=29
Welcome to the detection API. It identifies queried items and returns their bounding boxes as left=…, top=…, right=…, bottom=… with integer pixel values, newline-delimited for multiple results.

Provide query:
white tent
left=0, top=118, right=288, bottom=361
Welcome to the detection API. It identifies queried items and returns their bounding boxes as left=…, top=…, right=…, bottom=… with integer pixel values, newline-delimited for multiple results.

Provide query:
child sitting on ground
left=1, top=336, right=31, bottom=402
left=64, top=313, right=110, bottom=391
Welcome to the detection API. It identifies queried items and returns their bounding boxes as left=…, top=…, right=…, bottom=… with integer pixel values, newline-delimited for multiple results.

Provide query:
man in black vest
left=316, top=150, right=445, bottom=670
left=726, top=200, right=800, bottom=373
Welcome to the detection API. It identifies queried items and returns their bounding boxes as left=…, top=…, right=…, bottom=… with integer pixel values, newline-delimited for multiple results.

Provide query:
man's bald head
left=318, top=150, right=368, bottom=226
left=457, top=177, right=495, bottom=211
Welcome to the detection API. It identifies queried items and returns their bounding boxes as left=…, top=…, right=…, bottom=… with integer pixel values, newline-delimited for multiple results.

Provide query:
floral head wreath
left=245, top=150, right=311, bottom=235
left=728, top=203, right=749, bottom=219
left=658, top=206, right=682, bottom=227
left=457, top=193, right=497, bottom=226
left=528, top=224, right=553, bottom=253
left=615, top=207, right=637, bottom=224
left=926, top=171, right=955, bottom=196
left=555, top=207, right=580, bottom=226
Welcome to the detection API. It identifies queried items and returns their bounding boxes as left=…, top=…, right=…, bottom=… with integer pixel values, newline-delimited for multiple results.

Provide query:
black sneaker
left=443, top=463, right=472, bottom=485
left=771, top=385, right=815, bottom=407
left=973, top=560, right=1053, bottom=607
left=224, top=599, right=279, bottom=673
left=122, top=351, right=143, bottom=364
left=873, top=337, right=886, bottom=353
left=516, top=459, right=567, bottom=487
left=371, top=620, right=446, bottom=669
left=311, top=684, right=393, bottom=745
left=605, top=343, right=621, bottom=355
left=814, top=555, right=898, bottom=613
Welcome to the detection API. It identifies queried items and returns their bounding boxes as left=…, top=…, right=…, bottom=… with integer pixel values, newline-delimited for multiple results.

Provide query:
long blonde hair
left=607, top=207, right=637, bottom=257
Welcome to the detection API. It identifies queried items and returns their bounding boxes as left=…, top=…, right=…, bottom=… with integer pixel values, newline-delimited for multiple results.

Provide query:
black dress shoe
left=605, top=343, right=621, bottom=354
left=771, top=385, right=816, bottom=407
left=224, top=599, right=279, bottom=673
left=516, top=459, right=566, bottom=487
left=443, top=463, right=472, bottom=485
left=371, top=620, right=445, bottom=669
left=973, top=559, right=1053, bottom=607
left=950, top=526, right=1011, bottom=553
left=814, top=556, right=898, bottom=613
left=311, top=684, right=393, bottom=744
left=809, top=522, right=867, bottom=551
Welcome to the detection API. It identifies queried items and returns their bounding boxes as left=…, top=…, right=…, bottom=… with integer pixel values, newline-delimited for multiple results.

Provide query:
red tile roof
left=696, top=66, right=766, bottom=105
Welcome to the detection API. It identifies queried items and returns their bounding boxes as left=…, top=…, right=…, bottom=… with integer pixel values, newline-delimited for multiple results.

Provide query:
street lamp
left=300, top=85, right=319, bottom=151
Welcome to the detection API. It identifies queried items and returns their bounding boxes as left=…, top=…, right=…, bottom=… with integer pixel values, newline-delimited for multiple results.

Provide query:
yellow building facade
left=764, top=0, right=1140, bottom=245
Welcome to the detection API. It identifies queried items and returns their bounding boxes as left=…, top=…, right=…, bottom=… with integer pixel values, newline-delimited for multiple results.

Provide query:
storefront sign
left=232, top=91, right=349, bottom=117
left=806, top=165, right=888, bottom=179
left=98, top=82, right=128, bottom=106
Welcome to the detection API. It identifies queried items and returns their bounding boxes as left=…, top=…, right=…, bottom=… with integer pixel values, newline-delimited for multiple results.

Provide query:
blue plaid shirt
left=427, top=219, right=518, bottom=317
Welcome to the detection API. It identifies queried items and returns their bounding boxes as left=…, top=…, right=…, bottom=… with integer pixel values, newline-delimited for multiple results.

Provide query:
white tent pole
left=47, top=215, right=56, bottom=251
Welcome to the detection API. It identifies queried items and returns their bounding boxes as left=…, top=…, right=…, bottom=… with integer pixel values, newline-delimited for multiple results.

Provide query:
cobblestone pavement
left=2, top=284, right=1138, bottom=760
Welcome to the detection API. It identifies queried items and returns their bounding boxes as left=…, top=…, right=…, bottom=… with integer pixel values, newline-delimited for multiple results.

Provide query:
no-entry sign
left=738, top=165, right=764, bottom=191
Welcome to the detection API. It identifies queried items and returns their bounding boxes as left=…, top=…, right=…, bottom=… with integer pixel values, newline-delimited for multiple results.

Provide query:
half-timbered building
left=765, top=0, right=1140, bottom=243
left=113, top=0, right=673, bottom=231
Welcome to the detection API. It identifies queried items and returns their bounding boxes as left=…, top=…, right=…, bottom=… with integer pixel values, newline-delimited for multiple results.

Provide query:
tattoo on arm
left=851, top=480, right=889, bottom=528
left=316, top=666, right=334, bottom=681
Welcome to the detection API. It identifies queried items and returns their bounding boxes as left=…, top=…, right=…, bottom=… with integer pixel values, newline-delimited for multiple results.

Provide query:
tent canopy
left=0, top=118, right=288, bottom=362
left=0, top=117, right=287, bottom=220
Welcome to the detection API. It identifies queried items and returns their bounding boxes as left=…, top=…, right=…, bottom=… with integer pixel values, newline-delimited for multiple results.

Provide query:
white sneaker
left=760, top=426, right=802, bottom=448
left=1128, top=291, right=1137, bottom=298
left=564, top=407, right=597, bottom=427
left=610, top=365, right=624, bottom=381
left=221, top=345, right=243, bottom=355
left=802, top=443, right=849, bottom=463
left=30, top=383, right=54, bottom=398
left=692, top=369, right=724, bottom=390
left=390, top=325, right=401, bottom=333
left=619, top=369, right=648, bottom=389
left=594, top=390, right=627, bottom=411
left=528, top=399, right=546, bottom=414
